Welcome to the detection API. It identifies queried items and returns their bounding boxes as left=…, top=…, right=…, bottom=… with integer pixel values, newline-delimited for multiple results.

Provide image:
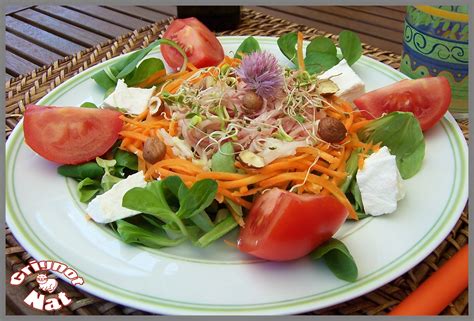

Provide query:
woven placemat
left=5, top=8, right=469, bottom=315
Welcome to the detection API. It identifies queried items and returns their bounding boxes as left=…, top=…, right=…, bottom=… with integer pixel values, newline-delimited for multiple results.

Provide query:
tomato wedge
left=354, top=77, right=451, bottom=131
left=24, top=105, right=123, bottom=165
left=160, top=17, right=225, bottom=70
left=238, top=188, right=348, bottom=261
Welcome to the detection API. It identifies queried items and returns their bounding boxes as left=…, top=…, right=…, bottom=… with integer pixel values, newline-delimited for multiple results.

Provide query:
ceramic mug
left=401, top=5, right=468, bottom=119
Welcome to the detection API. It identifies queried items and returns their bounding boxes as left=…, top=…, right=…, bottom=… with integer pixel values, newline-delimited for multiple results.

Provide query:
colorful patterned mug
left=401, top=5, right=468, bottom=119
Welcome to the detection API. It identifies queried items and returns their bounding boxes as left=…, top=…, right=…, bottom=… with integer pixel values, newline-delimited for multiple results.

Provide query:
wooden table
left=5, top=5, right=406, bottom=82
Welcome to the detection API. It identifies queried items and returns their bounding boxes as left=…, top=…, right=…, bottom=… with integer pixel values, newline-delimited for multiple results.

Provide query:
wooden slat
left=277, top=6, right=403, bottom=43
left=66, top=5, right=151, bottom=30
left=345, top=6, right=406, bottom=21
left=140, top=6, right=178, bottom=16
left=35, top=5, right=132, bottom=38
left=5, top=51, right=41, bottom=76
left=382, top=6, right=407, bottom=13
left=103, top=6, right=171, bottom=23
left=249, top=6, right=402, bottom=54
left=305, top=6, right=404, bottom=32
left=5, top=16, right=86, bottom=56
left=5, top=6, right=33, bottom=15
left=13, top=9, right=109, bottom=47
left=5, top=32, right=63, bottom=66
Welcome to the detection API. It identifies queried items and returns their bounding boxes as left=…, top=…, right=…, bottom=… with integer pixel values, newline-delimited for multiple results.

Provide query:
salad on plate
left=22, top=17, right=451, bottom=283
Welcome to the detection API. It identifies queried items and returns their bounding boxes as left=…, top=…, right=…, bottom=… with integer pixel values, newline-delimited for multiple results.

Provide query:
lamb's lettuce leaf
left=311, top=238, right=358, bottom=282
left=92, top=38, right=186, bottom=93
left=124, top=57, right=165, bottom=87
left=357, top=112, right=425, bottom=179
left=211, top=142, right=236, bottom=173
left=57, top=162, right=104, bottom=179
left=77, top=178, right=101, bottom=203
left=234, top=36, right=261, bottom=59
left=339, top=148, right=361, bottom=194
left=115, top=220, right=186, bottom=248
left=277, top=30, right=362, bottom=73
left=338, top=30, right=362, bottom=66
left=277, top=32, right=298, bottom=65
left=80, top=102, right=98, bottom=108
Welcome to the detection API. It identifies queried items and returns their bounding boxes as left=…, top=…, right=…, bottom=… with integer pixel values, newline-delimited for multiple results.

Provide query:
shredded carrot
left=145, top=158, right=203, bottom=177
left=231, top=186, right=266, bottom=197
left=164, top=69, right=201, bottom=93
left=219, top=174, right=275, bottom=190
left=121, top=144, right=143, bottom=159
left=137, top=69, right=167, bottom=88
left=119, top=131, right=149, bottom=142
left=196, top=172, right=250, bottom=181
left=325, top=109, right=343, bottom=120
left=134, top=109, right=149, bottom=121
left=120, top=115, right=169, bottom=128
left=296, top=147, right=337, bottom=163
left=218, top=188, right=252, bottom=209
left=271, top=153, right=309, bottom=164
left=169, top=120, right=178, bottom=136
left=223, top=239, right=238, bottom=249
left=138, top=157, right=146, bottom=172
left=113, top=56, right=373, bottom=223
left=350, top=119, right=372, bottom=133
left=148, top=68, right=188, bottom=87
left=239, top=186, right=249, bottom=194
left=155, top=167, right=197, bottom=183
left=300, top=160, right=347, bottom=179
left=186, top=62, right=198, bottom=71
left=297, top=31, right=305, bottom=71
left=358, top=153, right=365, bottom=170
left=258, top=172, right=357, bottom=219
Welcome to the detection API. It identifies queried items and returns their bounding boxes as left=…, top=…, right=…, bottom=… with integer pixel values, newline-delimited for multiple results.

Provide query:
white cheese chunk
left=86, top=171, right=147, bottom=224
left=102, top=79, right=155, bottom=115
left=356, top=146, right=405, bottom=216
left=317, top=59, right=365, bottom=102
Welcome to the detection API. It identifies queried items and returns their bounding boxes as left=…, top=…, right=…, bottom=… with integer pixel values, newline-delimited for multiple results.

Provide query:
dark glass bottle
left=177, top=6, right=241, bottom=31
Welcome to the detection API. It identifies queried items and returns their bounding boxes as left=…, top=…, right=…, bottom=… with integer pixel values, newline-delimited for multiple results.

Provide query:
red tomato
left=160, top=17, right=225, bottom=70
left=353, top=77, right=451, bottom=131
left=24, top=105, right=123, bottom=165
left=237, top=188, right=348, bottom=261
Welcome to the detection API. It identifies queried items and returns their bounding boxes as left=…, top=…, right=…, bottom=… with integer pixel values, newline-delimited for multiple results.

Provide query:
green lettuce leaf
left=124, top=57, right=165, bottom=87
left=338, top=30, right=362, bottom=66
left=357, top=112, right=425, bottom=179
left=234, top=36, right=261, bottom=59
left=311, top=238, right=358, bottom=282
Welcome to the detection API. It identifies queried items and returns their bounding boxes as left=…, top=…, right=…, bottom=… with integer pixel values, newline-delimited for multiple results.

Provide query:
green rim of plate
left=5, top=36, right=468, bottom=314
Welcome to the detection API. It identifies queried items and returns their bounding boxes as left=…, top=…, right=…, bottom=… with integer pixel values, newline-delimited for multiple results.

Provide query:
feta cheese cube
left=102, top=79, right=155, bottom=115
left=317, top=59, right=365, bottom=102
left=86, top=171, right=148, bottom=223
left=356, top=146, right=405, bottom=216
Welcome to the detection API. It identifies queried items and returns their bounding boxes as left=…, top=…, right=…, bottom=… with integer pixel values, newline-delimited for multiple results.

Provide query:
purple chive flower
left=236, top=51, right=284, bottom=99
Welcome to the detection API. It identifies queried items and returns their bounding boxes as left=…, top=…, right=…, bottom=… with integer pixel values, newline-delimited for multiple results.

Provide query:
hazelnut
left=143, top=137, right=166, bottom=164
left=318, top=117, right=347, bottom=143
left=239, top=150, right=265, bottom=168
left=148, top=97, right=163, bottom=116
left=316, top=79, right=339, bottom=96
left=242, top=91, right=263, bottom=112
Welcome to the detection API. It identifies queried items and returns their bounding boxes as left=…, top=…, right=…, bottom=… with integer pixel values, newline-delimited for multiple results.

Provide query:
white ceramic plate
left=6, top=36, right=468, bottom=315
